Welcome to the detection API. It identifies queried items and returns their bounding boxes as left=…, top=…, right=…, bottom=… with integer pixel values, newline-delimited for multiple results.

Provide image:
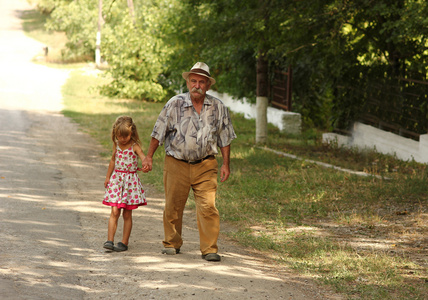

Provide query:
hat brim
left=182, top=71, right=216, bottom=86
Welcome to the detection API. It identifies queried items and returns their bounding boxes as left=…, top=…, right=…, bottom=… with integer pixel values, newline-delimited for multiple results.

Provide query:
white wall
left=323, top=122, right=428, bottom=164
left=209, top=91, right=428, bottom=164
left=208, top=91, right=301, bottom=135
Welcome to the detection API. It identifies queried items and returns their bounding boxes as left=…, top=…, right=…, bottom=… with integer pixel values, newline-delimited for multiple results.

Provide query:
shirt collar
left=184, top=92, right=213, bottom=108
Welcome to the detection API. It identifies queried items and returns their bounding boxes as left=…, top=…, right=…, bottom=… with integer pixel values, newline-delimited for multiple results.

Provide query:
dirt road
left=0, top=1, right=340, bottom=299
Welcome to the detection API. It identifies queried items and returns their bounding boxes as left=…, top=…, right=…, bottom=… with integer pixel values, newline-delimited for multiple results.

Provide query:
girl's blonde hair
left=111, top=116, right=141, bottom=148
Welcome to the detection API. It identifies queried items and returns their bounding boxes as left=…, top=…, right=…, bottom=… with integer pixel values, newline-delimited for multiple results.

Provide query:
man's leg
left=163, top=156, right=191, bottom=250
left=191, top=157, right=220, bottom=255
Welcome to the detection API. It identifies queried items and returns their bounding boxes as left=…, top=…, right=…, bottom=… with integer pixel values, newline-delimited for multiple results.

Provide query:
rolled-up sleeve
left=217, top=105, right=237, bottom=148
left=151, top=103, right=169, bottom=146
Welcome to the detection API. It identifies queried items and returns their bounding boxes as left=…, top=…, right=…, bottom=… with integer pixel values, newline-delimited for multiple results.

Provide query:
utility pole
left=127, top=0, right=136, bottom=25
left=95, top=0, right=103, bottom=67
left=255, top=0, right=269, bottom=144
left=256, top=51, right=269, bottom=144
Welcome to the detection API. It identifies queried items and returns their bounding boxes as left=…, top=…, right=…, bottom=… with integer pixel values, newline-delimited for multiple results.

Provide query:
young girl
left=103, top=116, right=147, bottom=252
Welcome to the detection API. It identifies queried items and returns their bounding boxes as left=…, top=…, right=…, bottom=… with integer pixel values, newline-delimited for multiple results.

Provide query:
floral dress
left=103, top=144, right=147, bottom=210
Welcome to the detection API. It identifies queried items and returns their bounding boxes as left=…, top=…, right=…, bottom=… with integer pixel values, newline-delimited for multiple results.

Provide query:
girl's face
left=116, top=132, right=132, bottom=146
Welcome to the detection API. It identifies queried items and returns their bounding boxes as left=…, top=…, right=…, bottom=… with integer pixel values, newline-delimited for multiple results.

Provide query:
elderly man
left=142, top=62, right=236, bottom=261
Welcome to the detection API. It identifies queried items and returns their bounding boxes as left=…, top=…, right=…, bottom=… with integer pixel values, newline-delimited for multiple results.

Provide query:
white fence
left=208, top=91, right=301, bottom=135
left=209, top=90, right=428, bottom=164
left=323, top=122, right=428, bottom=164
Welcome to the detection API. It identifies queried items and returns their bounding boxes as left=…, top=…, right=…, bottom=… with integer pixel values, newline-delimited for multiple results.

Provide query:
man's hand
left=141, top=137, right=160, bottom=173
left=219, top=145, right=231, bottom=182
left=220, top=164, right=230, bottom=182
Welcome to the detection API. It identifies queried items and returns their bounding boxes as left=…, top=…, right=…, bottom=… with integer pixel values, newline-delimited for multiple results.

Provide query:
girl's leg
left=121, top=209, right=133, bottom=245
left=107, top=206, right=121, bottom=242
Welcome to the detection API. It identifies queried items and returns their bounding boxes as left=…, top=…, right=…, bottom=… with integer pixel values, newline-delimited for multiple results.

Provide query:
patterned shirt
left=151, top=92, right=237, bottom=162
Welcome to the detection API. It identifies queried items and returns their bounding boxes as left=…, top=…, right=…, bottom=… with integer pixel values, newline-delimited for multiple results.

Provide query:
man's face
left=187, top=73, right=211, bottom=101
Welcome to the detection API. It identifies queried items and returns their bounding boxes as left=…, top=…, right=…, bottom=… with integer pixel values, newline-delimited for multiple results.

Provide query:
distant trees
left=45, top=0, right=170, bottom=100
left=40, top=0, right=428, bottom=132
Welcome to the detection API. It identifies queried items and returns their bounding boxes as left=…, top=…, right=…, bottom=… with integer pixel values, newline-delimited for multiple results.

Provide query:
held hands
left=141, top=156, right=153, bottom=172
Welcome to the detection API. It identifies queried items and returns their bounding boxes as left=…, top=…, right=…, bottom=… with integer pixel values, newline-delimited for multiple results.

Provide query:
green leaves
left=99, top=5, right=167, bottom=100
left=40, top=0, right=428, bottom=132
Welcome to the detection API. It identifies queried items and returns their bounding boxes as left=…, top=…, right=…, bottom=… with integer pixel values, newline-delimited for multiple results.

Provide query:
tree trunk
left=95, top=0, right=103, bottom=67
left=256, top=52, right=269, bottom=144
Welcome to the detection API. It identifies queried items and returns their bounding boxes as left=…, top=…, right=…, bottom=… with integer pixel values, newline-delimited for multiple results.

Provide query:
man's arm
left=141, top=137, right=160, bottom=172
left=219, top=144, right=231, bottom=182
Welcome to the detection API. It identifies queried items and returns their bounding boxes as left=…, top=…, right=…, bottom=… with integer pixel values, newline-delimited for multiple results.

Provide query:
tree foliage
left=41, top=0, right=428, bottom=131
left=45, top=0, right=170, bottom=100
left=99, top=0, right=170, bottom=100
left=45, top=0, right=97, bottom=61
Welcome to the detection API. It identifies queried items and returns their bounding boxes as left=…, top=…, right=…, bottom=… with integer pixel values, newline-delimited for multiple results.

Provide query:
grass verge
left=61, top=68, right=428, bottom=300
left=23, top=7, right=427, bottom=300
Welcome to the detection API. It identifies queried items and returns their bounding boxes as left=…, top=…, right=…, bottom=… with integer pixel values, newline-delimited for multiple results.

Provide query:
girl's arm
left=104, top=151, right=116, bottom=188
left=133, top=144, right=146, bottom=171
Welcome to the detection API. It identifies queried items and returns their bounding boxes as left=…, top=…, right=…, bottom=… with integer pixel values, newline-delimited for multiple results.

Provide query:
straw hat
left=182, top=62, right=216, bottom=86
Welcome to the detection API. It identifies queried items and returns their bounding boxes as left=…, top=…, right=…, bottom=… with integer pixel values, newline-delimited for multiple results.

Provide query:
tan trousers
left=163, top=155, right=219, bottom=255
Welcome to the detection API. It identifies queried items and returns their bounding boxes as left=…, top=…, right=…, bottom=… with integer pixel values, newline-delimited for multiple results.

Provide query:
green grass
left=23, top=6, right=428, bottom=300
left=60, top=68, right=427, bottom=300
left=61, top=69, right=166, bottom=190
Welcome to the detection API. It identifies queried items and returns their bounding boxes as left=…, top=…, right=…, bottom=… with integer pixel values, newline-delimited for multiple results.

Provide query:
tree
left=161, top=0, right=272, bottom=142
left=46, top=0, right=98, bottom=61
left=41, top=0, right=428, bottom=133
left=99, top=0, right=171, bottom=100
left=46, top=0, right=171, bottom=100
